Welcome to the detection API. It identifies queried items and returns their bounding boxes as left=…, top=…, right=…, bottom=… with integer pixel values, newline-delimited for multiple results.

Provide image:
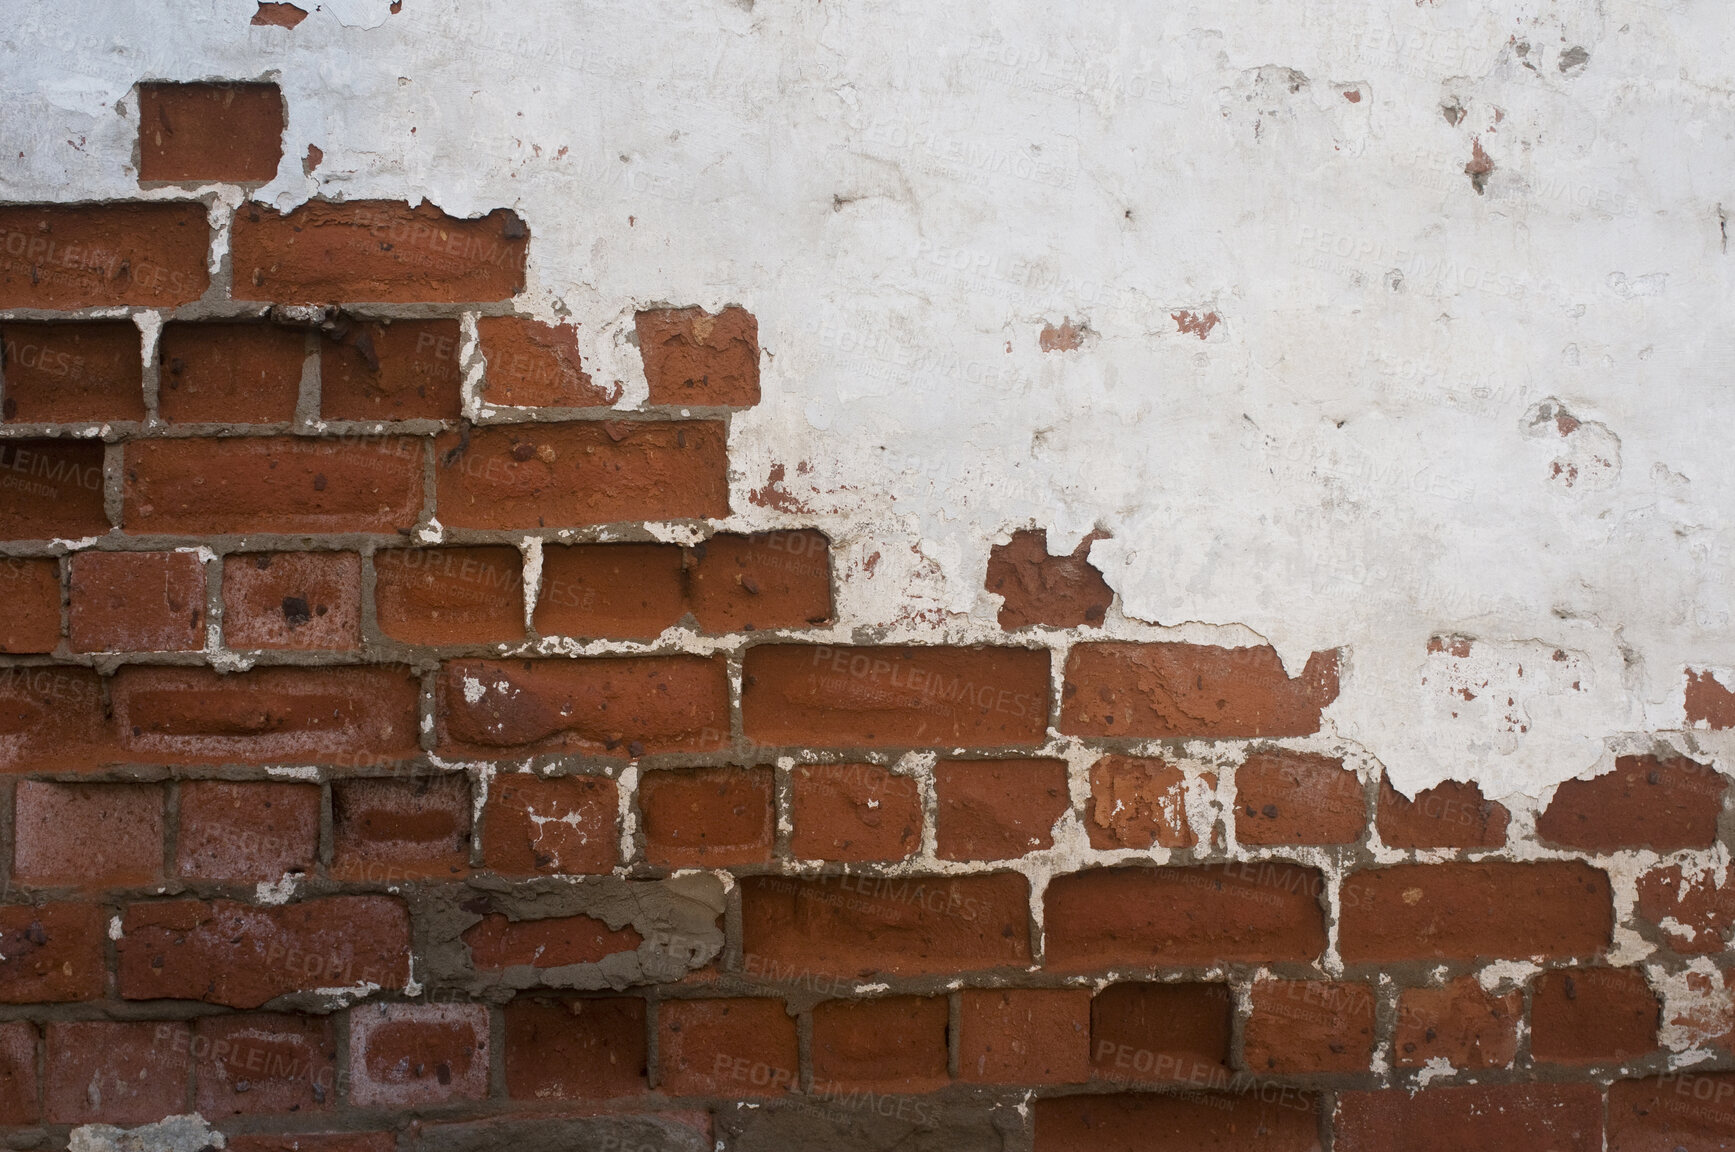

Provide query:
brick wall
left=0, top=80, right=1731, bottom=1152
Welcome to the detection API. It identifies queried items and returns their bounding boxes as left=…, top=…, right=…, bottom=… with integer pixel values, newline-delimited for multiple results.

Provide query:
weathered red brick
left=659, top=998, right=795, bottom=1096
left=0, top=321, right=145, bottom=422
left=482, top=773, right=618, bottom=875
left=535, top=542, right=687, bottom=639
left=321, top=319, right=462, bottom=420
left=1686, top=668, right=1735, bottom=730
left=69, top=550, right=205, bottom=652
left=464, top=913, right=642, bottom=969
left=1334, top=1084, right=1602, bottom=1152
left=504, top=996, right=646, bottom=1099
left=247, top=2, right=309, bottom=28
left=687, top=531, right=833, bottom=632
left=138, top=82, right=284, bottom=183
left=1637, top=863, right=1735, bottom=954
left=176, top=780, right=320, bottom=882
left=0, top=438, right=109, bottom=540
left=788, top=763, right=921, bottom=863
left=228, top=1137, right=394, bottom=1152
left=478, top=315, right=613, bottom=407
left=960, top=988, right=1091, bottom=1084
left=0, top=1022, right=37, bottom=1125
left=0, top=904, right=106, bottom=1002
left=348, top=1003, right=488, bottom=1107
left=641, top=767, right=773, bottom=867
left=1531, top=967, right=1659, bottom=1065
left=0, top=665, right=117, bottom=772
left=1060, top=642, right=1340, bottom=739
left=811, top=996, right=948, bottom=1093
left=44, top=1020, right=188, bottom=1125
left=1235, top=752, right=1364, bottom=846
left=1376, top=775, right=1509, bottom=849
left=332, top=775, right=471, bottom=882
left=193, top=1012, right=335, bottom=1116
left=375, top=545, right=524, bottom=645
left=1537, top=754, right=1726, bottom=852
left=1394, top=977, right=1519, bottom=1069
left=1086, top=755, right=1195, bottom=850
left=1244, top=979, right=1376, bottom=1074
left=1034, top=1093, right=1320, bottom=1152
left=222, top=551, right=362, bottom=650
left=157, top=321, right=306, bottom=424
left=987, top=528, right=1112, bottom=629
left=231, top=200, right=526, bottom=303
left=0, top=202, right=210, bottom=308
left=936, top=758, right=1070, bottom=859
left=1339, top=862, right=1612, bottom=963
left=636, top=306, right=760, bottom=406
left=1609, top=1072, right=1735, bottom=1151
left=1089, top=982, right=1232, bottom=1086
left=13, top=780, right=163, bottom=888
left=0, top=557, right=61, bottom=653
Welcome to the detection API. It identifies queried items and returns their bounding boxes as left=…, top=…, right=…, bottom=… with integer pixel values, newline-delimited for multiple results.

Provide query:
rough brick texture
left=138, top=82, right=285, bottom=183
left=0, top=202, right=210, bottom=308
left=1537, top=754, right=1726, bottom=852
left=158, top=321, right=307, bottom=424
left=69, top=549, right=205, bottom=652
left=636, top=306, right=760, bottom=406
left=478, top=316, right=613, bottom=407
left=1061, top=642, right=1340, bottom=738
left=0, top=558, right=61, bottom=653
left=788, top=763, right=921, bottom=862
left=221, top=551, right=362, bottom=649
left=1338, top=862, right=1612, bottom=963
left=1, top=321, right=145, bottom=422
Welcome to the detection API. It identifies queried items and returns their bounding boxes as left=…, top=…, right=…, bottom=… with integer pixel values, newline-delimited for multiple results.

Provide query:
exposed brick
left=69, top=550, right=206, bottom=652
left=1609, top=1072, right=1735, bottom=1151
left=659, top=998, right=796, bottom=1096
left=0, top=557, right=61, bottom=653
left=1045, top=864, right=1327, bottom=969
left=348, top=1002, right=488, bottom=1107
left=157, top=321, right=306, bottom=424
left=0, top=904, right=106, bottom=1002
left=248, top=2, right=309, bottom=28
left=0, top=438, right=109, bottom=539
left=124, top=435, right=425, bottom=535
left=332, top=775, right=472, bottom=882
left=1686, top=668, right=1735, bottom=730
left=0, top=1022, right=36, bottom=1125
left=1537, top=754, right=1726, bottom=852
left=1235, top=752, right=1364, bottom=846
left=1531, top=966, right=1659, bottom=1065
left=1376, top=775, right=1509, bottom=849
left=118, top=896, right=411, bottom=1008
left=741, top=644, right=1050, bottom=748
left=1393, top=977, right=1519, bottom=1069
left=44, top=1020, right=189, bottom=1125
left=464, top=913, right=642, bottom=969
left=477, top=315, right=614, bottom=407
left=112, top=665, right=421, bottom=764
left=176, top=780, right=320, bottom=882
left=504, top=996, right=646, bottom=1099
left=434, top=421, right=728, bottom=529
left=1637, top=863, right=1735, bottom=954
left=321, top=319, right=463, bottom=420
left=960, top=988, right=1091, bottom=1084
left=0, top=320, right=144, bottom=422
left=138, top=82, right=284, bottom=183
left=641, top=767, right=773, bottom=867
left=987, top=528, right=1112, bottom=629
left=1244, top=979, right=1376, bottom=1074
left=229, top=1137, right=394, bottom=1152
left=1339, top=862, right=1612, bottom=964
left=1086, top=755, right=1195, bottom=851
left=222, top=551, right=362, bottom=650
left=811, top=996, right=948, bottom=1093
left=687, top=531, right=833, bottom=632
left=1033, top=1093, right=1321, bottom=1152
left=192, top=1012, right=335, bottom=1115
left=13, top=780, right=163, bottom=887
left=936, top=758, right=1069, bottom=859
left=1089, top=982, right=1232, bottom=1086
left=636, top=306, right=760, bottom=406
left=1334, top=1084, right=1603, bottom=1152
left=788, top=763, right=921, bottom=863
left=0, top=202, right=210, bottom=309
left=740, top=872, right=1030, bottom=978
left=482, top=774, right=618, bottom=875
left=439, top=656, right=729, bottom=757
left=0, top=665, right=117, bottom=772
left=231, top=201, right=527, bottom=303
left=1060, top=642, right=1340, bottom=739
left=375, top=545, right=524, bottom=645
left=535, top=542, right=687, bottom=639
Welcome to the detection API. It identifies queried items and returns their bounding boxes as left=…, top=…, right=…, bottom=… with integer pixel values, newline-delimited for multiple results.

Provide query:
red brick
left=45, top=1020, right=188, bottom=1125
left=960, top=988, right=1091, bottom=1084
left=124, top=435, right=424, bottom=534
left=439, top=656, right=729, bottom=757
left=1244, top=979, right=1376, bottom=1074
left=0, top=1022, right=36, bottom=1125
left=1089, top=982, right=1231, bottom=1086
left=375, top=545, right=524, bottom=645
left=0, top=665, right=118, bottom=772
left=641, top=767, right=773, bottom=867
left=69, top=550, right=206, bottom=652
left=118, top=896, right=411, bottom=1008
left=1235, top=752, right=1364, bottom=846
left=987, top=528, right=1112, bottom=629
left=348, top=1003, right=488, bottom=1107
left=504, top=996, right=646, bottom=1099
left=1060, top=642, right=1340, bottom=739
left=222, top=551, right=362, bottom=650
left=482, top=774, right=618, bottom=875
left=14, top=780, right=163, bottom=887
left=1044, top=864, right=1326, bottom=969
left=788, top=763, right=920, bottom=863
left=535, top=542, right=686, bottom=639
left=740, top=872, right=1029, bottom=978
left=321, top=319, right=462, bottom=420
left=1034, top=1093, right=1321, bottom=1152
left=478, top=315, right=614, bottom=407
left=157, top=321, right=306, bottom=424
left=658, top=998, right=795, bottom=1096
left=1537, top=754, right=1726, bottom=852
left=193, top=1012, right=335, bottom=1115
left=464, top=913, right=642, bottom=969
left=936, top=758, right=1070, bottom=859
left=1531, top=966, right=1659, bottom=1065
left=1086, top=755, right=1195, bottom=850
left=138, top=82, right=284, bottom=183
left=0, top=904, right=105, bottom=1002
left=1393, top=976, right=1519, bottom=1069
left=1376, top=775, right=1509, bottom=849
left=1335, top=1084, right=1602, bottom=1152
left=1637, top=863, right=1735, bottom=954
left=811, top=996, right=948, bottom=1093
left=1339, top=862, right=1612, bottom=963
left=1686, top=668, right=1735, bottom=730
left=0, top=202, right=210, bottom=308
left=112, top=664, right=421, bottom=764
left=228, top=1137, right=394, bottom=1152
left=687, top=530, right=833, bottom=632
left=231, top=200, right=527, bottom=303
left=636, top=306, right=760, bottom=406
left=742, top=644, right=1050, bottom=748
left=0, top=557, right=61, bottom=653
left=0, top=438, right=109, bottom=539
left=1609, top=1072, right=1735, bottom=1151
left=176, top=780, right=320, bottom=882
left=434, top=421, right=728, bottom=529
left=0, top=321, right=144, bottom=422
left=248, top=2, right=309, bottom=28
left=332, top=775, right=471, bottom=882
